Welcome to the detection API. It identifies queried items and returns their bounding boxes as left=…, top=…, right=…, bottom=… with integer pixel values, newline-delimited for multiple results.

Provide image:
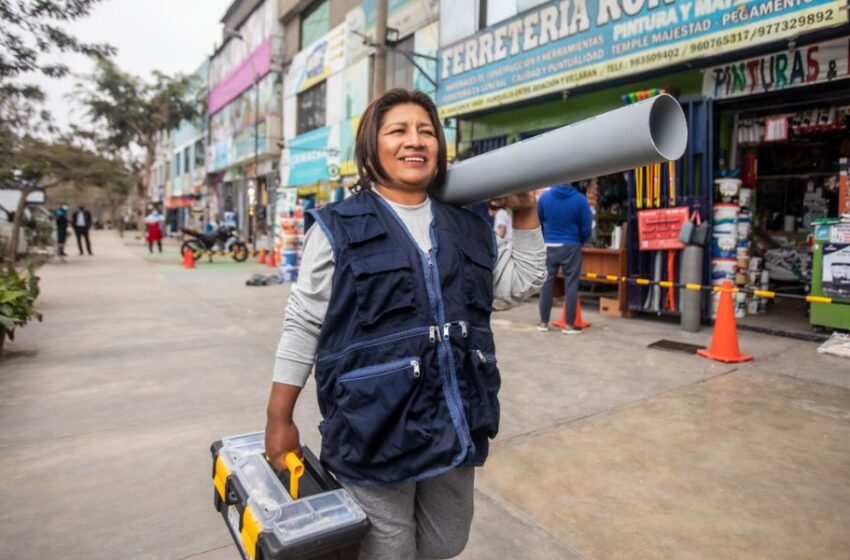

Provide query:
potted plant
left=0, top=264, right=41, bottom=353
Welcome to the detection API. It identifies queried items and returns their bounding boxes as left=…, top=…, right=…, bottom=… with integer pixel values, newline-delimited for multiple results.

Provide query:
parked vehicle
left=180, top=225, right=249, bottom=262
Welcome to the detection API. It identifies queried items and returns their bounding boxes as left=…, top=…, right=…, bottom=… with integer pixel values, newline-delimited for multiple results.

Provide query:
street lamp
left=224, top=27, right=261, bottom=248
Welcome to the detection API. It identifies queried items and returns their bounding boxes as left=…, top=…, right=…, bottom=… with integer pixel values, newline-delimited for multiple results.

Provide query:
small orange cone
left=552, top=298, right=591, bottom=329
left=257, top=248, right=267, bottom=264
left=267, top=249, right=277, bottom=268
left=697, top=280, right=752, bottom=363
left=182, top=248, right=195, bottom=269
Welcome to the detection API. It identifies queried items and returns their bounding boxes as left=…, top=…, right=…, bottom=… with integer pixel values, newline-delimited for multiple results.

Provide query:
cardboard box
left=599, top=297, right=622, bottom=317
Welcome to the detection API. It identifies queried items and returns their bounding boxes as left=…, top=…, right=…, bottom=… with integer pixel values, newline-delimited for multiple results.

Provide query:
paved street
left=1, top=230, right=849, bottom=560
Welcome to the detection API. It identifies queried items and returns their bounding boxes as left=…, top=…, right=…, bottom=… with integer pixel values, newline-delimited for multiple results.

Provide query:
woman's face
left=376, top=103, right=438, bottom=192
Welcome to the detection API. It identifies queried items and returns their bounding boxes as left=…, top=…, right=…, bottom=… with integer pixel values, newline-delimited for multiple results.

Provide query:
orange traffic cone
left=267, top=250, right=277, bottom=268
left=257, top=248, right=267, bottom=264
left=552, top=297, right=591, bottom=329
left=697, top=280, right=752, bottom=363
left=182, top=248, right=195, bottom=269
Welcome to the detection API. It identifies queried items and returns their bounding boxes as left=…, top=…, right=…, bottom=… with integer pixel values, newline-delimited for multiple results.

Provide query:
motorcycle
left=180, top=226, right=250, bottom=262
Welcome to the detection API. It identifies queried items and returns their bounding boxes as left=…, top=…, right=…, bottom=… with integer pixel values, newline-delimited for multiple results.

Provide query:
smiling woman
left=352, top=89, right=447, bottom=200
left=265, top=89, right=547, bottom=560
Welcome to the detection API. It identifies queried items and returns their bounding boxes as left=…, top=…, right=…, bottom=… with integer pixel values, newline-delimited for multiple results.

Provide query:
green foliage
left=0, top=0, right=114, bottom=102
left=0, top=264, right=41, bottom=342
left=79, top=57, right=201, bottom=155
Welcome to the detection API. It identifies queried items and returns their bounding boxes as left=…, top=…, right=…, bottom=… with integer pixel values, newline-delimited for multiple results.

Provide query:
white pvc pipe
left=434, top=94, right=688, bottom=206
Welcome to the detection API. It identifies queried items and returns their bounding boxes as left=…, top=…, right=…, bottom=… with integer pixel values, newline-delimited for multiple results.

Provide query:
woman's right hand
left=265, top=420, right=301, bottom=470
left=265, top=382, right=303, bottom=470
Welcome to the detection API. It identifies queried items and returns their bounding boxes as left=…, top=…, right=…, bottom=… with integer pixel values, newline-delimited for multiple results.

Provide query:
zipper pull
left=411, top=360, right=421, bottom=378
left=476, top=349, right=486, bottom=364
left=429, top=326, right=437, bottom=344
left=460, top=321, right=468, bottom=338
left=443, top=323, right=451, bottom=340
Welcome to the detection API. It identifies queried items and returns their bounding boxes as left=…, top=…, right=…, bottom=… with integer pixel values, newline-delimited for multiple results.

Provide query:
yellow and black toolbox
left=211, top=432, right=370, bottom=560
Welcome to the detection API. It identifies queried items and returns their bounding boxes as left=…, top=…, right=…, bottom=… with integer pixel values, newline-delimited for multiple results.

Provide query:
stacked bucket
left=711, top=178, right=748, bottom=319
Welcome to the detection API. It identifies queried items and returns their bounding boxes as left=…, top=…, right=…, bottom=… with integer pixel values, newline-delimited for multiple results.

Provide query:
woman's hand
left=265, top=419, right=301, bottom=470
left=265, top=383, right=303, bottom=469
left=491, top=192, right=539, bottom=230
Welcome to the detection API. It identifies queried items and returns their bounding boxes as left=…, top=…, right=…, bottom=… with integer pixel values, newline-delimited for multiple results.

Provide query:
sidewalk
left=1, top=231, right=848, bottom=559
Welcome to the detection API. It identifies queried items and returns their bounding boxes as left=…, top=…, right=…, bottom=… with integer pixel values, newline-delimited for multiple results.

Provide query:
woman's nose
left=404, top=131, right=425, bottom=148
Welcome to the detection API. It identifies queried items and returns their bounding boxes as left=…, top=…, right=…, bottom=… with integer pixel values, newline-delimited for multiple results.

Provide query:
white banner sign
left=703, top=36, right=850, bottom=100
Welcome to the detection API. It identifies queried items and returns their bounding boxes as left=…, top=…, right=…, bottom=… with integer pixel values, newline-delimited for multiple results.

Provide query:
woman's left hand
left=490, top=192, right=536, bottom=212
left=491, top=192, right=539, bottom=230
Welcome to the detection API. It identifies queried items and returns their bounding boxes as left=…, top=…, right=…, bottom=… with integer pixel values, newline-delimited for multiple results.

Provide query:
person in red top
left=144, top=207, right=164, bottom=253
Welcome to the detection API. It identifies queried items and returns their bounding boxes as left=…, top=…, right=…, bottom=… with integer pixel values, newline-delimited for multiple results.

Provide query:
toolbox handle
left=284, top=452, right=304, bottom=500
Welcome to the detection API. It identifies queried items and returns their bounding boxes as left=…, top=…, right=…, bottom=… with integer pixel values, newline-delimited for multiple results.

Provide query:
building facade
left=207, top=0, right=285, bottom=241
left=168, top=60, right=210, bottom=233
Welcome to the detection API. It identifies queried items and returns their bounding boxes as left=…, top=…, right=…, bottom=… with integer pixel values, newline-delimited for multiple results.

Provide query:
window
left=183, top=147, right=191, bottom=175
left=440, top=0, right=478, bottom=46
left=484, top=0, right=516, bottom=27
left=300, top=0, right=329, bottom=49
left=195, top=140, right=205, bottom=167
left=386, top=35, right=415, bottom=91
left=297, top=81, right=327, bottom=135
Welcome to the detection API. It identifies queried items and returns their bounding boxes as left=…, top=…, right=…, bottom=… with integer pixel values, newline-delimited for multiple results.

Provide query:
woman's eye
left=420, top=129, right=435, bottom=136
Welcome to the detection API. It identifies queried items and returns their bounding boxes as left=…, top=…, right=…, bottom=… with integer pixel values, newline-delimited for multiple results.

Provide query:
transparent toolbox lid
left=218, top=432, right=367, bottom=548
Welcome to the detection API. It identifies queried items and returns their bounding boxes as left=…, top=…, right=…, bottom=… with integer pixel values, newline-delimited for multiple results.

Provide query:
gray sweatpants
left=341, top=468, right=475, bottom=560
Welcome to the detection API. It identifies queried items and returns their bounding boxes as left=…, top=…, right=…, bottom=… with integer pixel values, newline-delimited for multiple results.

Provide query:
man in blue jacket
left=537, top=183, right=593, bottom=334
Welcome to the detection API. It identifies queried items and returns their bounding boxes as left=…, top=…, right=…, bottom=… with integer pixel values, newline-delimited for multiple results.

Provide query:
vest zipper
left=371, top=192, right=472, bottom=458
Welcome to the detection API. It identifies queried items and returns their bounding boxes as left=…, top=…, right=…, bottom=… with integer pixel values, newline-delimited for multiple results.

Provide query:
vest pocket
left=349, top=252, right=416, bottom=327
left=465, top=349, right=501, bottom=438
left=458, top=246, right=494, bottom=312
left=333, top=357, right=431, bottom=465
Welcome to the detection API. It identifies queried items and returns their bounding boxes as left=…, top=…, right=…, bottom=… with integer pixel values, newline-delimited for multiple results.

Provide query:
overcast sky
left=36, top=0, right=233, bottom=132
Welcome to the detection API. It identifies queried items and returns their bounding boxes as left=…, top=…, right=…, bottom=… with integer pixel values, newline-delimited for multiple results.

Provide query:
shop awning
left=164, top=195, right=198, bottom=209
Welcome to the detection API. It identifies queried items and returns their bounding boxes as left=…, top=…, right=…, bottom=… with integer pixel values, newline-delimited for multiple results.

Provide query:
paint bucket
left=748, top=270, right=761, bottom=284
left=737, top=212, right=752, bottom=239
left=737, top=256, right=750, bottom=269
left=711, top=234, right=737, bottom=258
left=711, top=258, right=737, bottom=283
left=736, top=244, right=750, bottom=259
left=710, top=291, right=747, bottom=320
left=715, top=178, right=742, bottom=201
left=739, top=187, right=753, bottom=208
left=712, top=203, right=739, bottom=235
left=282, top=264, right=298, bottom=283
left=281, top=250, right=298, bottom=267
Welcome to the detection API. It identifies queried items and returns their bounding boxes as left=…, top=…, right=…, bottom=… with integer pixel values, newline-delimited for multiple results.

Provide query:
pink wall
left=208, top=39, right=272, bottom=115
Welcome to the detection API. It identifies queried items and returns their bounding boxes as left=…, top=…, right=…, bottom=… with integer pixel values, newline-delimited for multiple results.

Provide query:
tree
left=77, top=57, right=201, bottom=200
left=3, top=136, right=132, bottom=262
left=0, top=0, right=114, bottom=103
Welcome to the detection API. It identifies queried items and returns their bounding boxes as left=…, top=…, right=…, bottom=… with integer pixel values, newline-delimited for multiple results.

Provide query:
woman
left=144, top=207, right=164, bottom=253
left=266, top=89, right=546, bottom=559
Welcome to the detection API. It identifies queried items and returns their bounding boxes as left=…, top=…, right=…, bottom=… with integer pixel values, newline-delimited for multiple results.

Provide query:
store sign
left=207, top=72, right=282, bottom=172
left=704, top=36, right=850, bottom=99
left=285, top=24, right=347, bottom=97
left=437, top=0, right=847, bottom=118
left=281, top=126, right=337, bottom=186
left=637, top=207, right=689, bottom=250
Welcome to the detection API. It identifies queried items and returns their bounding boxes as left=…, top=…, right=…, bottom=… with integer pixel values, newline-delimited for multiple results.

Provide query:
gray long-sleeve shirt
left=273, top=194, right=547, bottom=387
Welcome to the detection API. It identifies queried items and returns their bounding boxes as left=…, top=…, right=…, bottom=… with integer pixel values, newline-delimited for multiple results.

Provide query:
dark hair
left=353, top=89, right=447, bottom=194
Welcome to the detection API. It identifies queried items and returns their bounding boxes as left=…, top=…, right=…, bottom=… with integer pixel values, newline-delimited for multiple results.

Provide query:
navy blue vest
left=307, top=190, right=501, bottom=484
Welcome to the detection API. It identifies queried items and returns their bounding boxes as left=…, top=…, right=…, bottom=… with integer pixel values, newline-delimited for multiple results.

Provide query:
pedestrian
left=536, top=182, right=593, bottom=334
left=265, top=89, right=546, bottom=560
left=55, top=206, right=68, bottom=257
left=72, top=205, right=93, bottom=256
left=490, top=202, right=513, bottom=246
left=144, top=207, right=165, bottom=253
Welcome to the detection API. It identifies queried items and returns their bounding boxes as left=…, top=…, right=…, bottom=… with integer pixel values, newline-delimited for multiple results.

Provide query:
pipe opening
left=649, top=94, right=688, bottom=161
